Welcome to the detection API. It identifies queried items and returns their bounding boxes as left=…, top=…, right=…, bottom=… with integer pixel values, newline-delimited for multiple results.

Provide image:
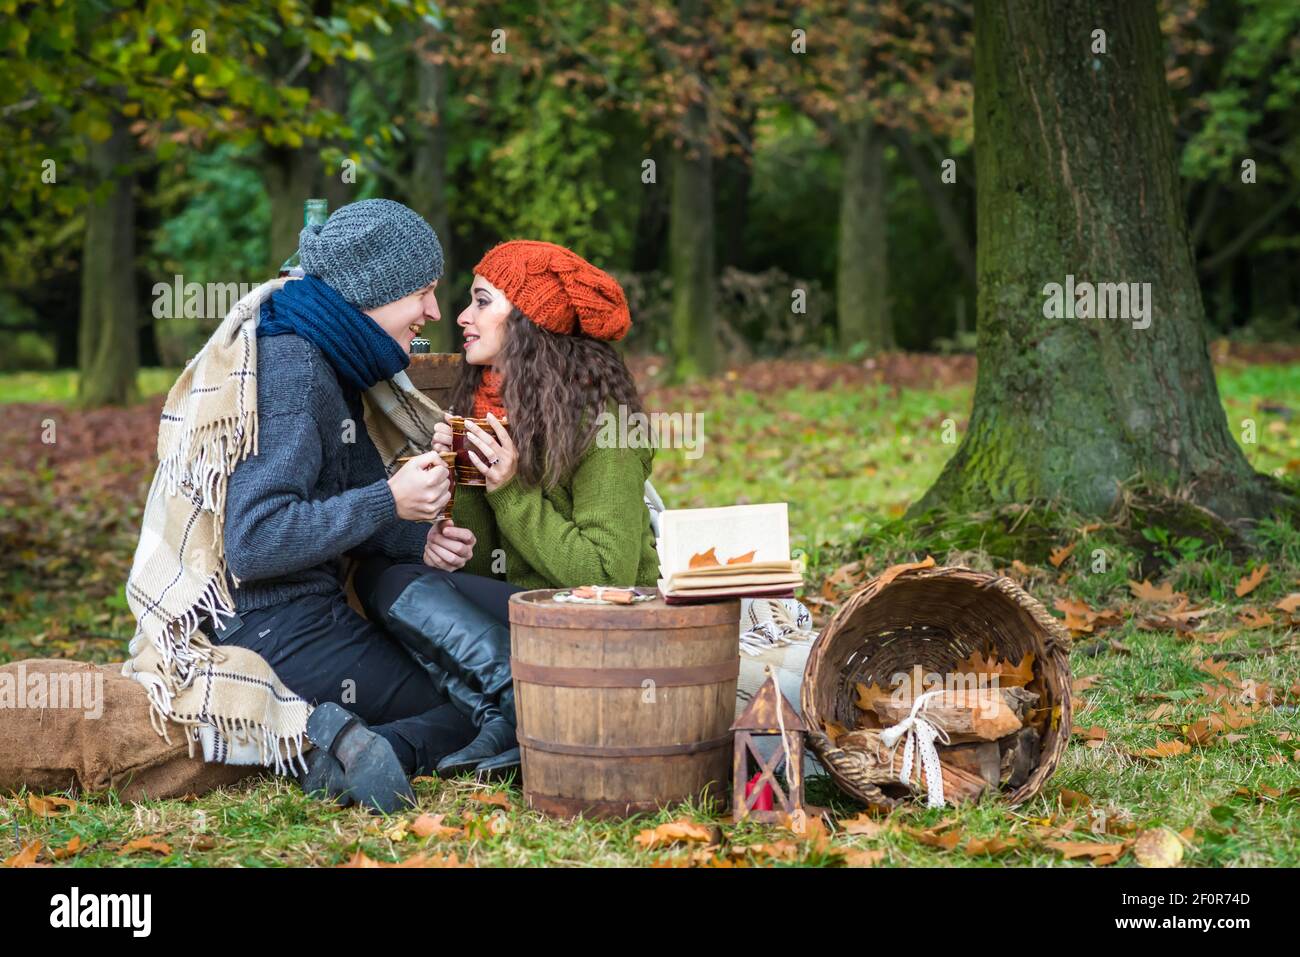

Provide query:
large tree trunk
left=918, top=0, right=1286, bottom=521
left=318, top=61, right=354, bottom=215
left=409, top=36, right=454, bottom=352
left=78, top=113, right=139, bottom=407
left=837, top=118, right=891, bottom=352
left=265, top=146, right=321, bottom=278
left=669, top=96, right=716, bottom=380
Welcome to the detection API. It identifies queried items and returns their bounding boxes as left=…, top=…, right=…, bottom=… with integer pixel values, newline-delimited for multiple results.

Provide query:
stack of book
left=656, top=503, right=803, bottom=604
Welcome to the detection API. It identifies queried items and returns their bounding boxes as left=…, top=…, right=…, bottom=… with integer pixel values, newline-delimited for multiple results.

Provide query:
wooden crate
left=407, top=352, right=463, bottom=408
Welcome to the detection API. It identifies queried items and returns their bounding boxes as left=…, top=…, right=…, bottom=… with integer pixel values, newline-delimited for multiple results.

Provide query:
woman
left=211, top=198, right=489, bottom=812
left=436, top=239, right=660, bottom=589
left=359, top=240, right=660, bottom=782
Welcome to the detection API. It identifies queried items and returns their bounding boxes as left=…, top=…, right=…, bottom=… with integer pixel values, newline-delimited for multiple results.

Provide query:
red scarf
left=471, top=367, right=508, bottom=420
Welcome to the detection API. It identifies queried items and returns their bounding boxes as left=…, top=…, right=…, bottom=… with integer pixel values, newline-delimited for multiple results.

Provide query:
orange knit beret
left=472, top=240, right=631, bottom=341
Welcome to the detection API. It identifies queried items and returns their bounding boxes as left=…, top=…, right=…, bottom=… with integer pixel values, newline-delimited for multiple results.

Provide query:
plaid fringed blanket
left=123, top=278, right=443, bottom=772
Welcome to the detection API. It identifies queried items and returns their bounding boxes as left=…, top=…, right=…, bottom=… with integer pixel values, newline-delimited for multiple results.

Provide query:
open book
left=656, top=503, right=803, bottom=602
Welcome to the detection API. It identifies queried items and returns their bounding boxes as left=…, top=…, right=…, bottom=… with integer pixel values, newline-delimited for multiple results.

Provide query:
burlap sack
left=0, top=659, right=267, bottom=802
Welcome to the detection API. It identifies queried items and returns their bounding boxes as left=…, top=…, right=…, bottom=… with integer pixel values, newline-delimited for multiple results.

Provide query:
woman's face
left=457, top=274, right=511, bottom=365
left=364, top=280, right=440, bottom=352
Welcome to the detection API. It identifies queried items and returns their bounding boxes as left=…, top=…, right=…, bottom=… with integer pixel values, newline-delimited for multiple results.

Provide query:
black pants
left=205, top=589, right=474, bottom=777
left=207, top=565, right=520, bottom=777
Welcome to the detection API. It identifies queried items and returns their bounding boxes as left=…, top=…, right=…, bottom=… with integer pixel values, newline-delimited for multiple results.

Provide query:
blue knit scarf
left=257, top=276, right=409, bottom=392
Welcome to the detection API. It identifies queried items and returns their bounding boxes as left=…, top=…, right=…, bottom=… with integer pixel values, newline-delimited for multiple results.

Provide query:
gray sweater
left=223, top=333, right=427, bottom=612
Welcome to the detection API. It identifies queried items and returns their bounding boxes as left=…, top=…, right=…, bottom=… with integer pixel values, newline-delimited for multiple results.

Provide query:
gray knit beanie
left=299, top=198, right=444, bottom=309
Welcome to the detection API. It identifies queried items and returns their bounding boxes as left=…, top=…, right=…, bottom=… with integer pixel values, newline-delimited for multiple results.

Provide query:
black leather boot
left=435, top=682, right=517, bottom=778
left=375, top=574, right=518, bottom=778
left=299, top=702, right=415, bottom=814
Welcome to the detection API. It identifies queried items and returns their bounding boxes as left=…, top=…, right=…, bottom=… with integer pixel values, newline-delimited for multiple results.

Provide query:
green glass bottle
left=278, top=198, right=329, bottom=278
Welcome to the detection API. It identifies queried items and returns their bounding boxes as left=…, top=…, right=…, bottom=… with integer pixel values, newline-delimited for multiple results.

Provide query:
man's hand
left=388, top=450, right=451, bottom=522
left=423, top=522, right=476, bottom=571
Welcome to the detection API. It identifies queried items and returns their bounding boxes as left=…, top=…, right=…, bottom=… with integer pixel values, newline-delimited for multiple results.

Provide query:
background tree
left=918, top=0, right=1291, bottom=522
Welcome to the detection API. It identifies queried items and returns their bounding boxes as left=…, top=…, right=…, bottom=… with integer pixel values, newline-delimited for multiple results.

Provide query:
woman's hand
left=464, top=412, right=517, bottom=493
left=432, top=414, right=454, bottom=454
left=387, top=450, right=451, bottom=522
left=423, top=522, right=476, bottom=571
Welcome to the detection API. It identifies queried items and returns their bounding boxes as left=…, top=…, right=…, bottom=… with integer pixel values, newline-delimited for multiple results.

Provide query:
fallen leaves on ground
left=118, top=836, right=171, bottom=857
left=1235, top=564, right=1270, bottom=598
left=1133, top=739, right=1191, bottom=760
left=1049, top=543, right=1077, bottom=568
left=633, top=819, right=719, bottom=850
left=27, top=795, right=77, bottom=818
left=3, top=842, right=45, bottom=867
left=1128, top=579, right=1182, bottom=603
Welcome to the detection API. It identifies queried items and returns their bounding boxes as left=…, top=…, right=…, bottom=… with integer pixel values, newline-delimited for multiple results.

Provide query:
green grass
left=2, top=358, right=1298, bottom=867
left=0, top=368, right=178, bottom=404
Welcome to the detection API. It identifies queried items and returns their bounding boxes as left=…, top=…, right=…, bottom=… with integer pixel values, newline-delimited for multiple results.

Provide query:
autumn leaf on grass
left=688, top=547, right=719, bottom=569
left=838, top=813, right=887, bottom=838
left=823, top=560, right=868, bottom=596
left=726, top=549, right=757, bottom=565
left=470, top=791, right=511, bottom=809
left=1235, top=564, right=1269, bottom=598
left=1059, top=789, right=1093, bottom=808
left=1195, top=657, right=1243, bottom=685
left=1134, top=740, right=1191, bottom=760
left=50, top=836, right=88, bottom=861
left=119, top=836, right=172, bottom=857
left=1275, top=593, right=1300, bottom=617
left=842, top=848, right=886, bottom=867
left=1072, top=725, right=1108, bottom=748
left=338, top=849, right=466, bottom=868
left=27, top=794, right=77, bottom=818
left=1049, top=542, right=1077, bottom=568
left=1072, top=674, right=1104, bottom=694
left=1044, top=839, right=1129, bottom=865
left=1146, top=703, right=1176, bottom=721
left=964, top=836, right=1021, bottom=857
left=2, top=842, right=44, bottom=868
left=1128, top=579, right=1181, bottom=603
left=1139, top=597, right=1210, bottom=634
left=876, top=555, right=936, bottom=588
left=1237, top=608, right=1275, bottom=630
left=412, top=813, right=462, bottom=840
left=633, top=819, right=718, bottom=850
left=904, top=824, right=963, bottom=851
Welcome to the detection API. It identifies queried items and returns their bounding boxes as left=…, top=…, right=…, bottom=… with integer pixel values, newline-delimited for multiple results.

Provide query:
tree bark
left=917, top=0, right=1287, bottom=522
left=78, top=112, right=139, bottom=406
left=265, top=145, right=320, bottom=277
left=409, top=35, right=454, bottom=352
left=669, top=96, right=716, bottom=380
left=837, top=118, right=891, bottom=352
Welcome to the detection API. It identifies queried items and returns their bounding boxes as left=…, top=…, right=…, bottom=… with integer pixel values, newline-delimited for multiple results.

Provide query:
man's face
left=364, top=280, right=441, bottom=351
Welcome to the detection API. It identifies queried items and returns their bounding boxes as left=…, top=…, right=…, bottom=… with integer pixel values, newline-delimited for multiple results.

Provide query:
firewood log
left=999, top=726, right=1041, bottom=788
left=936, top=741, right=1002, bottom=787
left=873, top=689, right=1024, bottom=743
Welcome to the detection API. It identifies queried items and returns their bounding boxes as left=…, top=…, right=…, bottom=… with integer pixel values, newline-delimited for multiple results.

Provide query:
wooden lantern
left=730, top=665, right=808, bottom=827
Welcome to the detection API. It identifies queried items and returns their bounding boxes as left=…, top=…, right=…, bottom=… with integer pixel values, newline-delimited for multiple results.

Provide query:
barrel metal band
left=518, top=731, right=734, bottom=758
left=509, top=657, right=739, bottom=688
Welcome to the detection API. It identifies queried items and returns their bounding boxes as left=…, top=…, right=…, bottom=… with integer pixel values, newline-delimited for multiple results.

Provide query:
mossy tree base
left=916, top=0, right=1293, bottom=525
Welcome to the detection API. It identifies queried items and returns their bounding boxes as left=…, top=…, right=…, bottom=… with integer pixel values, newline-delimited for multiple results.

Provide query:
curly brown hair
left=448, top=308, right=644, bottom=490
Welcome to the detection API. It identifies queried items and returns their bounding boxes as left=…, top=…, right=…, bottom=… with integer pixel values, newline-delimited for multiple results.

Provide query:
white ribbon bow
left=878, top=689, right=952, bottom=808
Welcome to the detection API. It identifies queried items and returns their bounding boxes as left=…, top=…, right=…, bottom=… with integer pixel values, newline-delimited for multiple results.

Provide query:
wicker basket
left=801, top=564, right=1072, bottom=808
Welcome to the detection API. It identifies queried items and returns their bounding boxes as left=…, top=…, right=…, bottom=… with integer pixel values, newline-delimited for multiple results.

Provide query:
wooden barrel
left=509, top=589, right=740, bottom=819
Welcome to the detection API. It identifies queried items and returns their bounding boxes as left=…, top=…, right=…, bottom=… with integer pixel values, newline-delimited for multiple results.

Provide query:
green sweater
left=451, top=438, right=660, bottom=589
